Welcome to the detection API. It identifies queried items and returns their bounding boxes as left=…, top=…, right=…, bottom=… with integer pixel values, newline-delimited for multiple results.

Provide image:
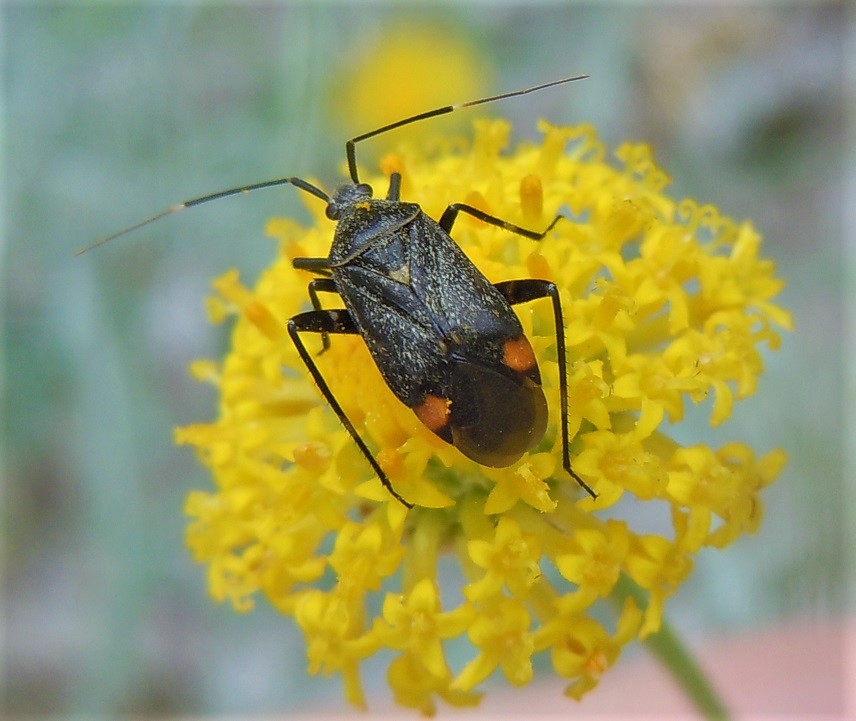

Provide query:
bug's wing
left=407, top=215, right=524, bottom=353
left=448, top=357, right=547, bottom=467
left=332, top=212, right=548, bottom=467
left=404, top=216, right=549, bottom=465
left=334, top=261, right=448, bottom=408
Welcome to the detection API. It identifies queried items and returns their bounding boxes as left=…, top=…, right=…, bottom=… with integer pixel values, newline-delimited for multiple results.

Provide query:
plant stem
left=613, top=576, right=731, bottom=720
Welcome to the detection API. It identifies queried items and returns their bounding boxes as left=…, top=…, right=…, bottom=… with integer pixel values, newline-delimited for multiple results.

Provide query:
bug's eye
left=326, top=203, right=340, bottom=220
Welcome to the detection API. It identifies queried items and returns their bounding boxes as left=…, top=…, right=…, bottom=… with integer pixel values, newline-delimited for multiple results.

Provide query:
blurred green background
left=3, top=2, right=848, bottom=716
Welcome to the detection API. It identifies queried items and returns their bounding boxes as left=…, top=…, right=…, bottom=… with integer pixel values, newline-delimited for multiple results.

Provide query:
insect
left=83, top=75, right=596, bottom=508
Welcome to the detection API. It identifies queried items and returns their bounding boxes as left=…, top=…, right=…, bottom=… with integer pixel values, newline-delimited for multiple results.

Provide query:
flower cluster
left=176, top=119, right=790, bottom=713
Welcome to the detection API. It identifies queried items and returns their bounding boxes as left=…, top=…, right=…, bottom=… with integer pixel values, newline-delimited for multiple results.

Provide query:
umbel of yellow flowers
left=176, top=119, right=791, bottom=714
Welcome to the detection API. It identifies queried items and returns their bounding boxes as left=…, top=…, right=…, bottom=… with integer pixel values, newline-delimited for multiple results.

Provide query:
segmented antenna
left=80, top=74, right=589, bottom=255
left=345, top=74, right=589, bottom=183
left=76, top=177, right=331, bottom=255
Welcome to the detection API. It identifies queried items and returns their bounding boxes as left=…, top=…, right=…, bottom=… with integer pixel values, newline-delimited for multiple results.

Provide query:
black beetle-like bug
left=84, top=75, right=596, bottom=508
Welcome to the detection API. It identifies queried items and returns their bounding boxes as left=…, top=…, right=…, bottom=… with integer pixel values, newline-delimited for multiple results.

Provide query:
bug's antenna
left=78, top=176, right=332, bottom=255
left=345, top=73, right=589, bottom=183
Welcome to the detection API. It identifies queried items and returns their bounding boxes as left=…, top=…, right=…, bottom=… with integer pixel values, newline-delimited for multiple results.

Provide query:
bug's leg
left=493, top=279, right=597, bottom=500
left=306, top=277, right=340, bottom=353
left=386, top=172, right=402, bottom=201
left=308, top=277, right=337, bottom=312
left=294, top=256, right=338, bottom=351
left=293, top=257, right=332, bottom=273
left=288, top=309, right=414, bottom=509
left=438, top=203, right=564, bottom=240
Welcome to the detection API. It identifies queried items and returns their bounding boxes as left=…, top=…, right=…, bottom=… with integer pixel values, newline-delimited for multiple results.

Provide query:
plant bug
left=83, top=75, right=596, bottom=508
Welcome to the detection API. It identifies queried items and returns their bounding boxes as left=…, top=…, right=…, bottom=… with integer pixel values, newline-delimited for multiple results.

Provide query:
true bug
left=83, top=75, right=596, bottom=508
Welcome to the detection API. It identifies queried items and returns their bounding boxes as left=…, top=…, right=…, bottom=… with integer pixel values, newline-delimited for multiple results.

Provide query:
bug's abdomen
left=450, top=356, right=547, bottom=466
left=413, top=333, right=548, bottom=468
left=333, top=209, right=550, bottom=467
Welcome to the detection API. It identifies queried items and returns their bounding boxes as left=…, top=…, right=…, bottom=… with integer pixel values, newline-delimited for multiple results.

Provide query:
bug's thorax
left=327, top=183, right=421, bottom=271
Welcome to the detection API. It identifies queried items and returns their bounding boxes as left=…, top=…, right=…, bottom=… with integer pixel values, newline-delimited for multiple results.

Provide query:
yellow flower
left=331, top=23, right=486, bottom=149
left=176, top=118, right=791, bottom=712
left=535, top=596, right=644, bottom=700
left=464, top=516, right=542, bottom=601
left=453, top=596, right=535, bottom=690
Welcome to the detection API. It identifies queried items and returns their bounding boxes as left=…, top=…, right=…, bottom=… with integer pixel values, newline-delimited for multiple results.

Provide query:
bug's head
left=326, top=183, right=374, bottom=220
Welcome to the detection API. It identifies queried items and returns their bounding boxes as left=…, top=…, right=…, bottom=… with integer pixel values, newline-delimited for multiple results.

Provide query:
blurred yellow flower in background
left=176, top=113, right=791, bottom=713
left=331, top=22, right=487, bottom=145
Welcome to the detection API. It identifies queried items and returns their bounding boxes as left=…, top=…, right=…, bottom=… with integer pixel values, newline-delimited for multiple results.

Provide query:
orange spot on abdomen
left=414, top=394, right=451, bottom=432
left=502, top=335, right=537, bottom=373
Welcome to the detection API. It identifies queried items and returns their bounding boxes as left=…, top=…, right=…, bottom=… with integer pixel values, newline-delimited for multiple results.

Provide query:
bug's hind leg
left=493, top=278, right=597, bottom=500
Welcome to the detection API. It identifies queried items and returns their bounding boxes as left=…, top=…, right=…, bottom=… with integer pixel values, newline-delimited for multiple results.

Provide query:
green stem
left=612, top=576, right=730, bottom=721
left=644, top=614, right=730, bottom=720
